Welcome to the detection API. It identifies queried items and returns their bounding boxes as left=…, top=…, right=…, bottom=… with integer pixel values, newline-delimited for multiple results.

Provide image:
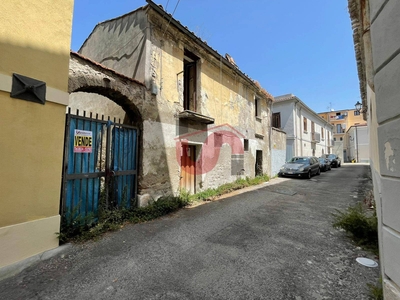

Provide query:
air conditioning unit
left=312, top=132, right=321, bottom=143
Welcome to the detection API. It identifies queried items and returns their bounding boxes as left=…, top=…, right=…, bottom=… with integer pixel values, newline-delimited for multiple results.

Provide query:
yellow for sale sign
left=74, top=130, right=92, bottom=153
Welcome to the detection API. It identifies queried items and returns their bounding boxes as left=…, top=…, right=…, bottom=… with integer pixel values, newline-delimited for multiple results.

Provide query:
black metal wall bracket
left=11, top=73, right=46, bottom=105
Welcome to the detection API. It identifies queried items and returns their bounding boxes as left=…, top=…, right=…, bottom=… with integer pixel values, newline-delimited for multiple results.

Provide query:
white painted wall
left=347, top=126, right=369, bottom=163
left=273, top=97, right=333, bottom=160
left=366, top=1, right=400, bottom=297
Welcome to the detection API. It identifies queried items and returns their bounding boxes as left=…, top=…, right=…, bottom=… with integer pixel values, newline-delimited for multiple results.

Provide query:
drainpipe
left=322, top=124, right=326, bottom=154
left=268, top=103, right=272, bottom=176
left=293, top=100, right=298, bottom=157
left=355, top=126, right=359, bottom=162
left=298, top=104, right=303, bottom=156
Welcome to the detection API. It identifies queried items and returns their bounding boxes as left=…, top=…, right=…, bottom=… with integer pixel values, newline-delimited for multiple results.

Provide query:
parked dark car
left=278, top=156, right=321, bottom=179
left=318, top=157, right=331, bottom=172
left=322, top=154, right=341, bottom=168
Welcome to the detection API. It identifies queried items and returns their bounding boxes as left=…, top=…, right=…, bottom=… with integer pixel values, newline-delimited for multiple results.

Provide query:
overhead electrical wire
left=162, top=0, right=181, bottom=37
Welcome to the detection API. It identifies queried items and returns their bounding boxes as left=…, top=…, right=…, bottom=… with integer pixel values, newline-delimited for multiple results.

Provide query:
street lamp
left=355, top=101, right=367, bottom=113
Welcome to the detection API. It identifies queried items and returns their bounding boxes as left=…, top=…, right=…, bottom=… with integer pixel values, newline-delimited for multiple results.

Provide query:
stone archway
left=68, top=52, right=146, bottom=128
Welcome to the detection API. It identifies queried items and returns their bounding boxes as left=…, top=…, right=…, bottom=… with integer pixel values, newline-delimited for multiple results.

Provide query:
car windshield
left=328, top=154, right=336, bottom=159
left=318, top=158, right=325, bottom=163
left=289, top=157, right=309, bottom=164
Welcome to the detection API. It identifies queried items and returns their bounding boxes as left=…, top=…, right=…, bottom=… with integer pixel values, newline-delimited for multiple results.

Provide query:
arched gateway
left=63, top=52, right=147, bottom=222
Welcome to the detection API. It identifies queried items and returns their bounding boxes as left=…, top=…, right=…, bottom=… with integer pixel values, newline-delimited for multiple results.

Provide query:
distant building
left=318, top=109, right=367, bottom=162
left=272, top=94, right=333, bottom=160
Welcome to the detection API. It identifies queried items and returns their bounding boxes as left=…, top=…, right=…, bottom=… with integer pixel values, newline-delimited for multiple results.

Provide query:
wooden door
left=180, top=144, right=196, bottom=194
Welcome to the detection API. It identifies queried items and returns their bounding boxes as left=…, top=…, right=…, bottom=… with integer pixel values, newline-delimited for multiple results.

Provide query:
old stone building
left=74, top=0, right=274, bottom=202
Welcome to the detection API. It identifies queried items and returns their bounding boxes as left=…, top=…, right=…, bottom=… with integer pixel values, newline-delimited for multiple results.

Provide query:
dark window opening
left=272, top=112, right=281, bottom=128
left=255, top=98, right=261, bottom=118
left=244, top=139, right=249, bottom=151
left=255, top=150, right=263, bottom=176
left=354, top=110, right=360, bottom=116
left=183, top=49, right=199, bottom=112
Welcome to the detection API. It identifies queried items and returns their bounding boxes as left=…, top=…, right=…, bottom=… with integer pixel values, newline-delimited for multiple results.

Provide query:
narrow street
left=0, top=164, right=379, bottom=300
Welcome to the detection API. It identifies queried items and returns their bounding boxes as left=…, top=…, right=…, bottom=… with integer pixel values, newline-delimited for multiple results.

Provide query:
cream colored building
left=318, top=109, right=367, bottom=162
left=346, top=124, right=369, bottom=163
left=0, top=1, right=74, bottom=271
left=349, top=0, right=400, bottom=298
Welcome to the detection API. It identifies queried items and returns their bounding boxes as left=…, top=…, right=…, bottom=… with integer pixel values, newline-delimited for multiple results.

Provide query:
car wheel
left=339, top=163, right=341, bottom=167
left=306, top=170, right=311, bottom=179
left=317, top=168, right=321, bottom=175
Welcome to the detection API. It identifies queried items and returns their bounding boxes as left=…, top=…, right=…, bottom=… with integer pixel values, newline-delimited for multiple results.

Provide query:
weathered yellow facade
left=0, top=0, right=74, bottom=269
left=78, top=2, right=273, bottom=201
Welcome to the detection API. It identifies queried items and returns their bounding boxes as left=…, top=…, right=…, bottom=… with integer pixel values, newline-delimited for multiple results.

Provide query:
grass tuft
left=367, top=278, right=383, bottom=300
left=59, top=195, right=190, bottom=243
left=332, top=192, right=378, bottom=254
left=191, top=174, right=269, bottom=202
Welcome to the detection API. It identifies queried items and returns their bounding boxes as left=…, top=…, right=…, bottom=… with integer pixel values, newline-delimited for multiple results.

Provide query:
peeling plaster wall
left=146, top=10, right=273, bottom=193
left=76, top=6, right=273, bottom=199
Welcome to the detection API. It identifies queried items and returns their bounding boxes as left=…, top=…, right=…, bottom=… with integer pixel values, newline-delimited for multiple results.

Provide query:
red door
left=180, top=144, right=196, bottom=194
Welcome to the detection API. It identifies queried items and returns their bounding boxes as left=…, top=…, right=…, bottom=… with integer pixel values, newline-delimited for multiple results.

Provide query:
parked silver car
left=318, top=157, right=331, bottom=172
left=278, top=156, right=321, bottom=179
left=321, top=154, right=341, bottom=168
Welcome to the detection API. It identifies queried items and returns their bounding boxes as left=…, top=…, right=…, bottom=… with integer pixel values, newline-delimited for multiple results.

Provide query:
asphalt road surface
left=0, top=164, right=379, bottom=300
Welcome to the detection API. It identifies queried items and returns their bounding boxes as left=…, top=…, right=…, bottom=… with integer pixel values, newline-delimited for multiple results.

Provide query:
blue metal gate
left=60, top=108, right=138, bottom=223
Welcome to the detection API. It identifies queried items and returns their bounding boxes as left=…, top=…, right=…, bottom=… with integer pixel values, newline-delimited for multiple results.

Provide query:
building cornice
left=274, top=94, right=333, bottom=129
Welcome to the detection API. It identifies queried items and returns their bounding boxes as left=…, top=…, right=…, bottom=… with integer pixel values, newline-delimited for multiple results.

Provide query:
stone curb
left=0, top=244, right=72, bottom=282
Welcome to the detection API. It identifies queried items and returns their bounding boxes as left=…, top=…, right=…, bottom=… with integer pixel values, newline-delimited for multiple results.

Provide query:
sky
left=71, top=0, right=360, bottom=113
